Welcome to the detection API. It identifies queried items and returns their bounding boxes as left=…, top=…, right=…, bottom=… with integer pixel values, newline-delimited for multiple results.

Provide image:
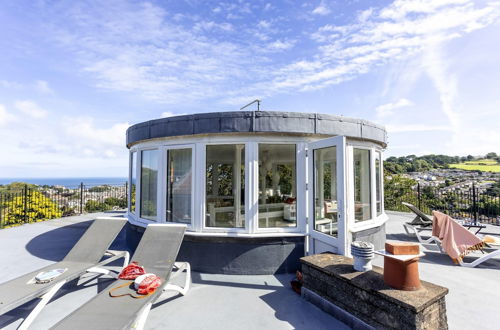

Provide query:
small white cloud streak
left=386, top=124, right=453, bottom=133
left=312, top=1, right=331, bottom=16
left=35, top=80, right=54, bottom=94
left=161, top=111, right=186, bottom=118
left=0, top=105, right=17, bottom=126
left=14, top=100, right=49, bottom=118
left=375, top=98, right=414, bottom=117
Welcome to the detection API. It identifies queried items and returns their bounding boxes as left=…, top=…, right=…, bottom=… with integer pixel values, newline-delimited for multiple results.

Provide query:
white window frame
left=138, top=147, right=160, bottom=224
left=375, top=150, right=383, bottom=216
left=307, top=136, right=348, bottom=255
left=347, top=142, right=388, bottom=233
left=128, top=150, right=137, bottom=215
left=163, top=144, right=195, bottom=230
left=255, top=142, right=302, bottom=234
left=201, top=142, right=249, bottom=233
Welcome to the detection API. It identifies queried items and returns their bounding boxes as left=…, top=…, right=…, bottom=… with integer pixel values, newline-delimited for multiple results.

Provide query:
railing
left=0, top=183, right=128, bottom=229
left=385, top=182, right=499, bottom=225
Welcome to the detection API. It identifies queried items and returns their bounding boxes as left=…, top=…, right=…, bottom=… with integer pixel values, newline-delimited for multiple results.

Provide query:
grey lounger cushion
left=51, top=224, right=186, bottom=330
left=0, top=217, right=127, bottom=315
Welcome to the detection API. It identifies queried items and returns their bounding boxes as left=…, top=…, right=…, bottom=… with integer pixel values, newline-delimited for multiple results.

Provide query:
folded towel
left=432, top=211, right=484, bottom=263
left=483, top=235, right=500, bottom=245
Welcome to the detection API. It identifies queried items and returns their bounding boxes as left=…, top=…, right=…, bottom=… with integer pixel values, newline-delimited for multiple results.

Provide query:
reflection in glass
left=206, top=145, right=245, bottom=228
left=140, top=150, right=158, bottom=221
left=314, top=147, right=338, bottom=237
left=376, top=151, right=382, bottom=215
left=354, top=148, right=371, bottom=221
left=258, top=144, right=296, bottom=228
left=130, top=151, right=137, bottom=213
left=167, top=148, right=192, bottom=224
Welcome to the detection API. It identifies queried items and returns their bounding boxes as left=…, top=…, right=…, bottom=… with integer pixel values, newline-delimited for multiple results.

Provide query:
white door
left=307, top=136, right=347, bottom=255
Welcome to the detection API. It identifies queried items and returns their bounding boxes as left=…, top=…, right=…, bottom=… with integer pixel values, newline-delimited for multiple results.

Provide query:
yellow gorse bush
left=1, top=190, right=62, bottom=226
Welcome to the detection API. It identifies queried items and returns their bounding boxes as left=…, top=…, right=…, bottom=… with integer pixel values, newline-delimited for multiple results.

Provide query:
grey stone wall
left=300, top=253, right=448, bottom=330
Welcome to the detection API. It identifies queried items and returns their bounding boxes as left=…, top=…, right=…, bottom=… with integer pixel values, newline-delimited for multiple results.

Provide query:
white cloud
left=35, top=80, right=54, bottom=94
left=0, top=105, right=17, bottom=126
left=41, top=0, right=500, bottom=109
left=194, top=21, right=233, bottom=32
left=14, top=100, right=48, bottom=118
left=62, top=117, right=128, bottom=148
left=0, top=80, right=22, bottom=89
left=161, top=111, right=185, bottom=118
left=267, top=39, right=295, bottom=51
left=375, top=98, right=414, bottom=117
left=312, top=1, right=331, bottom=16
left=386, top=124, right=453, bottom=133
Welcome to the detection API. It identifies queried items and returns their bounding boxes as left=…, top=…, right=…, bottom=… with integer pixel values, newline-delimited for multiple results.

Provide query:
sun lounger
left=415, top=211, right=500, bottom=268
left=0, top=217, right=129, bottom=330
left=419, top=235, right=500, bottom=268
left=402, top=202, right=433, bottom=237
left=50, top=223, right=189, bottom=330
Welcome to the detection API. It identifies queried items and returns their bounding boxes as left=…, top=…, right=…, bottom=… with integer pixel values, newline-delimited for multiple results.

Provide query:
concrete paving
left=375, top=211, right=500, bottom=330
left=0, top=211, right=499, bottom=329
left=0, top=212, right=346, bottom=330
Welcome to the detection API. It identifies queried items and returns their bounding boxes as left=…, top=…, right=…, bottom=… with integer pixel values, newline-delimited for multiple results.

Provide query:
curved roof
left=126, top=111, right=387, bottom=147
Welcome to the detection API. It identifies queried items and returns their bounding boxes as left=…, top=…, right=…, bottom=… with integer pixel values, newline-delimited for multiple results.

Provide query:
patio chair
left=0, top=217, right=129, bottom=330
left=402, top=202, right=433, bottom=237
left=50, top=223, right=190, bottom=330
left=415, top=211, right=500, bottom=268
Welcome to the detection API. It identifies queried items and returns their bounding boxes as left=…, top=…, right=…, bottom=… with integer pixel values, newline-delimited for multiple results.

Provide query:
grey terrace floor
left=0, top=211, right=499, bottom=330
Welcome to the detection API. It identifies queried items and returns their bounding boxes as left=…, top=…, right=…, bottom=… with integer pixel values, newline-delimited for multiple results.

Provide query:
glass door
left=307, top=136, right=347, bottom=255
left=166, top=146, right=194, bottom=226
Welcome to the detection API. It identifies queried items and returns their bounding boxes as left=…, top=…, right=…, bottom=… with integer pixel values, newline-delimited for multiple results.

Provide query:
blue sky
left=0, top=0, right=499, bottom=178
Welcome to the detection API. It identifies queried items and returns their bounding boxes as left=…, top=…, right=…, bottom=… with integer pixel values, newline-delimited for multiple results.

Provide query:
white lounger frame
left=403, top=223, right=500, bottom=268
left=18, top=249, right=130, bottom=330
left=133, top=261, right=191, bottom=330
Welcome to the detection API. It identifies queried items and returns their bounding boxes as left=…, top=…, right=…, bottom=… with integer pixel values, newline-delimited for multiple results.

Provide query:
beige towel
left=432, top=211, right=484, bottom=263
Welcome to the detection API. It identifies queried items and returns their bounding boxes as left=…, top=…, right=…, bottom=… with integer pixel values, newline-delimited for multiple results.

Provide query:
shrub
left=1, top=191, right=62, bottom=226
left=84, top=200, right=111, bottom=212
left=104, top=197, right=127, bottom=208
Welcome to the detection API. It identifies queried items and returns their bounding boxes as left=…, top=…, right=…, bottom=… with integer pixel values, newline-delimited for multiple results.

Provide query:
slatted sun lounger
left=50, top=223, right=189, bottom=330
left=0, top=217, right=129, bottom=330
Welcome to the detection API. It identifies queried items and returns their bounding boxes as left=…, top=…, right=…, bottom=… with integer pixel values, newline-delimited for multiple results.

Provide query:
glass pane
left=354, top=148, right=372, bottom=221
left=258, top=144, right=297, bottom=228
left=129, top=151, right=137, bottom=213
left=375, top=151, right=382, bottom=216
left=314, top=146, right=338, bottom=237
left=167, top=148, right=192, bottom=224
left=206, top=145, right=245, bottom=228
left=140, top=150, right=158, bottom=221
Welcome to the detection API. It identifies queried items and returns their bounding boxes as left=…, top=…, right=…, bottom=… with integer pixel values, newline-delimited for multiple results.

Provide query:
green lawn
left=449, top=159, right=500, bottom=172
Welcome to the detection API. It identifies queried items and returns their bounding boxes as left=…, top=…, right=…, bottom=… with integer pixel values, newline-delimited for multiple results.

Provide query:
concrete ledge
left=300, top=253, right=449, bottom=330
left=126, top=111, right=387, bottom=147
left=302, top=287, right=374, bottom=330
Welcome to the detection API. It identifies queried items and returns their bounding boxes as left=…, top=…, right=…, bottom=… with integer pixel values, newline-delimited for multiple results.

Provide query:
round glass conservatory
left=126, top=111, right=387, bottom=274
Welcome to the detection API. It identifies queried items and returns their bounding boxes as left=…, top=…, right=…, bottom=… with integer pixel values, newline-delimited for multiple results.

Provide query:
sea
left=0, top=177, right=128, bottom=188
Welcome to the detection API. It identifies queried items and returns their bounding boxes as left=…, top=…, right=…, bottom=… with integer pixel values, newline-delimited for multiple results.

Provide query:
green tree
left=485, top=180, right=500, bottom=197
left=486, top=152, right=497, bottom=159
left=384, top=175, right=417, bottom=211
left=0, top=182, right=38, bottom=194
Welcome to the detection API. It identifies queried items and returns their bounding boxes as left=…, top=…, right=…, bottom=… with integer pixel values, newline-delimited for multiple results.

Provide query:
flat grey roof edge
left=126, top=111, right=387, bottom=147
